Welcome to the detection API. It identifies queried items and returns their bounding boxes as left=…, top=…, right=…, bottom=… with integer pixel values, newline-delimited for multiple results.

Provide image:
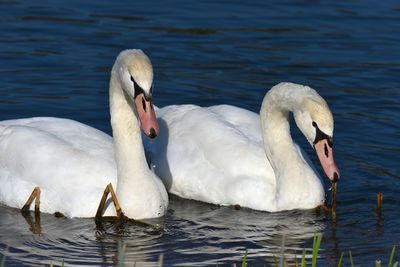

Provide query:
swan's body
left=0, top=118, right=117, bottom=217
left=147, top=82, right=339, bottom=212
left=0, top=50, right=168, bottom=219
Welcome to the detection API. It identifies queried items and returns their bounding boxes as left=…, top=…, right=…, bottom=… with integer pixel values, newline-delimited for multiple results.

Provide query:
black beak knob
left=149, top=128, right=157, bottom=139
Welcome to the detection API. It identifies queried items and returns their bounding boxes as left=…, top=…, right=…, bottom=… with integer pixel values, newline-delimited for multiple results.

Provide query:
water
left=0, top=0, right=399, bottom=265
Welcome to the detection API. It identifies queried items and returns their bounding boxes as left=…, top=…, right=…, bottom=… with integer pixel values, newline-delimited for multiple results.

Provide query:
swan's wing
left=0, top=117, right=116, bottom=217
left=208, top=105, right=263, bottom=143
left=147, top=105, right=275, bottom=209
left=0, top=117, right=114, bottom=156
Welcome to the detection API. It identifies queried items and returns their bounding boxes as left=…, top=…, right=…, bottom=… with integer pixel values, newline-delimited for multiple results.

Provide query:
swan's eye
left=313, top=121, right=333, bottom=146
left=130, top=76, right=134, bottom=82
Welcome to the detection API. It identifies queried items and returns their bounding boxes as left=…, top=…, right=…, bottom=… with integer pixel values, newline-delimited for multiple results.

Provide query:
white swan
left=146, top=82, right=339, bottom=212
left=0, top=49, right=168, bottom=219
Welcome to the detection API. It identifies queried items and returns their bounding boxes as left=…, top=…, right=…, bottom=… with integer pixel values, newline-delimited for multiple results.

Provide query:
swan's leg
left=108, top=184, right=123, bottom=218
left=318, top=204, right=332, bottom=212
left=21, top=208, right=42, bottom=235
left=20, top=187, right=41, bottom=234
left=21, top=187, right=41, bottom=215
left=95, top=183, right=124, bottom=220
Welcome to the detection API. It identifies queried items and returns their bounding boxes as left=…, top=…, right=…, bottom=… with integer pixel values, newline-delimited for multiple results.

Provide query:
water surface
left=0, top=0, right=399, bottom=266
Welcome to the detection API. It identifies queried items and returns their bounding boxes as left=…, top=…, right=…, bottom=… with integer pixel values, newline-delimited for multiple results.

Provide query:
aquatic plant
left=0, top=254, right=6, bottom=267
left=0, top=246, right=7, bottom=267
left=49, top=260, right=64, bottom=267
left=242, top=249, right=248, bottom=267
left=0, top=235, right=397, bottom=266
left=373, top=245, right=399, bottom=267
left=267, top=233, right=398, bottom=267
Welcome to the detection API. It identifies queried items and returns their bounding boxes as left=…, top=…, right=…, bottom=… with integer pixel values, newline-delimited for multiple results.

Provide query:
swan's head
left=115, top=49, right=159, bottom=139
left=293, top=88, right=340, bottom=182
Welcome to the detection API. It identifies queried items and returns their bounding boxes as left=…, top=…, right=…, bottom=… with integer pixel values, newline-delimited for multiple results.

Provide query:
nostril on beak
left=332, top=172, right=339, bottom=183
left=149, top=128, right=157, bottom=139
left=142, top=97, right=146, bottom=112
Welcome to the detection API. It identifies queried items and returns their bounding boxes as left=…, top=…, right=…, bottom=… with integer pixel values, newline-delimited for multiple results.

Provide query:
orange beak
left=314, top=139, right=340, bottom=182
left=134, top=93, right=159, bottom=139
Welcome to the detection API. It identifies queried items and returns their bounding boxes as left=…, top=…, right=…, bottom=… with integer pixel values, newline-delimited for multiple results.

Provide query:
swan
left=146, top=82, right=340, bottom=212
left=0, top=49, right=168, bottom=219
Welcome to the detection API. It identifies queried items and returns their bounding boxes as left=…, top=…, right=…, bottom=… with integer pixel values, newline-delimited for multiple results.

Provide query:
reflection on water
left=0, top=0, right=399, bottom=265
left=163, top=197, right=327, bottom=266
left=0, top=196, right=326, bottom=266
left=0, top=205, right=164, bottom=266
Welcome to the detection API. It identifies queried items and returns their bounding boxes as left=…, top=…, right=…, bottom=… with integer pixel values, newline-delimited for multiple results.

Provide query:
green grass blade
left=117, top=241, right=126, bottom=267
left=301, top=248, right=307, bottom=267
left=0, top=255, right=6, bottom=267
left=393, top=262, right=398, bottom=267
left=241, top=249, right=248, bottom=267
left=279, top=235, right=286, bottom=267
left=273, top=255, right=279, bottom=267
left=1, top=246, right=8, bottom=267
left=389, top=245, right=396, bottom=267
left=337, top=252, right=344, bottom=267
left=311, top=233, right=322, bottom=267
left=349, top=251, right=354, bottom=267
left=293, top=249, right=298, bottom=267
left=157, top=253, right=164, bottom=267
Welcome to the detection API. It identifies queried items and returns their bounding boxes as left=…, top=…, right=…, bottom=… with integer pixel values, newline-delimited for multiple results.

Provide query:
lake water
left=0, top=0, right=399, bottom=266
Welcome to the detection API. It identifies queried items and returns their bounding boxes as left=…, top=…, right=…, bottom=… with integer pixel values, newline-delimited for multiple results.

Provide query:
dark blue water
left=0, top=0, right=399, bottom=266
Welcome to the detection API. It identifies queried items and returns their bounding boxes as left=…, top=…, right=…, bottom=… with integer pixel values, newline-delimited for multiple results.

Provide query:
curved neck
left=260, top=86, right=302, bottom=173
left=109, top=68, right=153, bottom=208
left=261, top=103, right=301, bottom=176
left=260, top=84, right=321, bottom=207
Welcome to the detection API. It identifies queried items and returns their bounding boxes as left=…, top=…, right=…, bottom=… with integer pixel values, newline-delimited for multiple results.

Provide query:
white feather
left=0, top=50, right=168, bottom=219
left=147, top=82, right=333, bottom=212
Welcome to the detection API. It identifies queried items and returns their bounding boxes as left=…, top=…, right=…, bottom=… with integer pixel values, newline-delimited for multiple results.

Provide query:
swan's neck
left=109, top=70, right=163, bottom=218
left=110, top=72, right=149, bottom=180
left=260, top=85, right=323, bottom=208
left=261, top=105, right=303, bottom=179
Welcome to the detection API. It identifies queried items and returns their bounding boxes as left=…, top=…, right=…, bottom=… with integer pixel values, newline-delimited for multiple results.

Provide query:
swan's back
left=149, top=105, right=276, bottom=209
left=0, top=117, right=116, bottom=217
left=208, top=105, right=264, bottom=143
